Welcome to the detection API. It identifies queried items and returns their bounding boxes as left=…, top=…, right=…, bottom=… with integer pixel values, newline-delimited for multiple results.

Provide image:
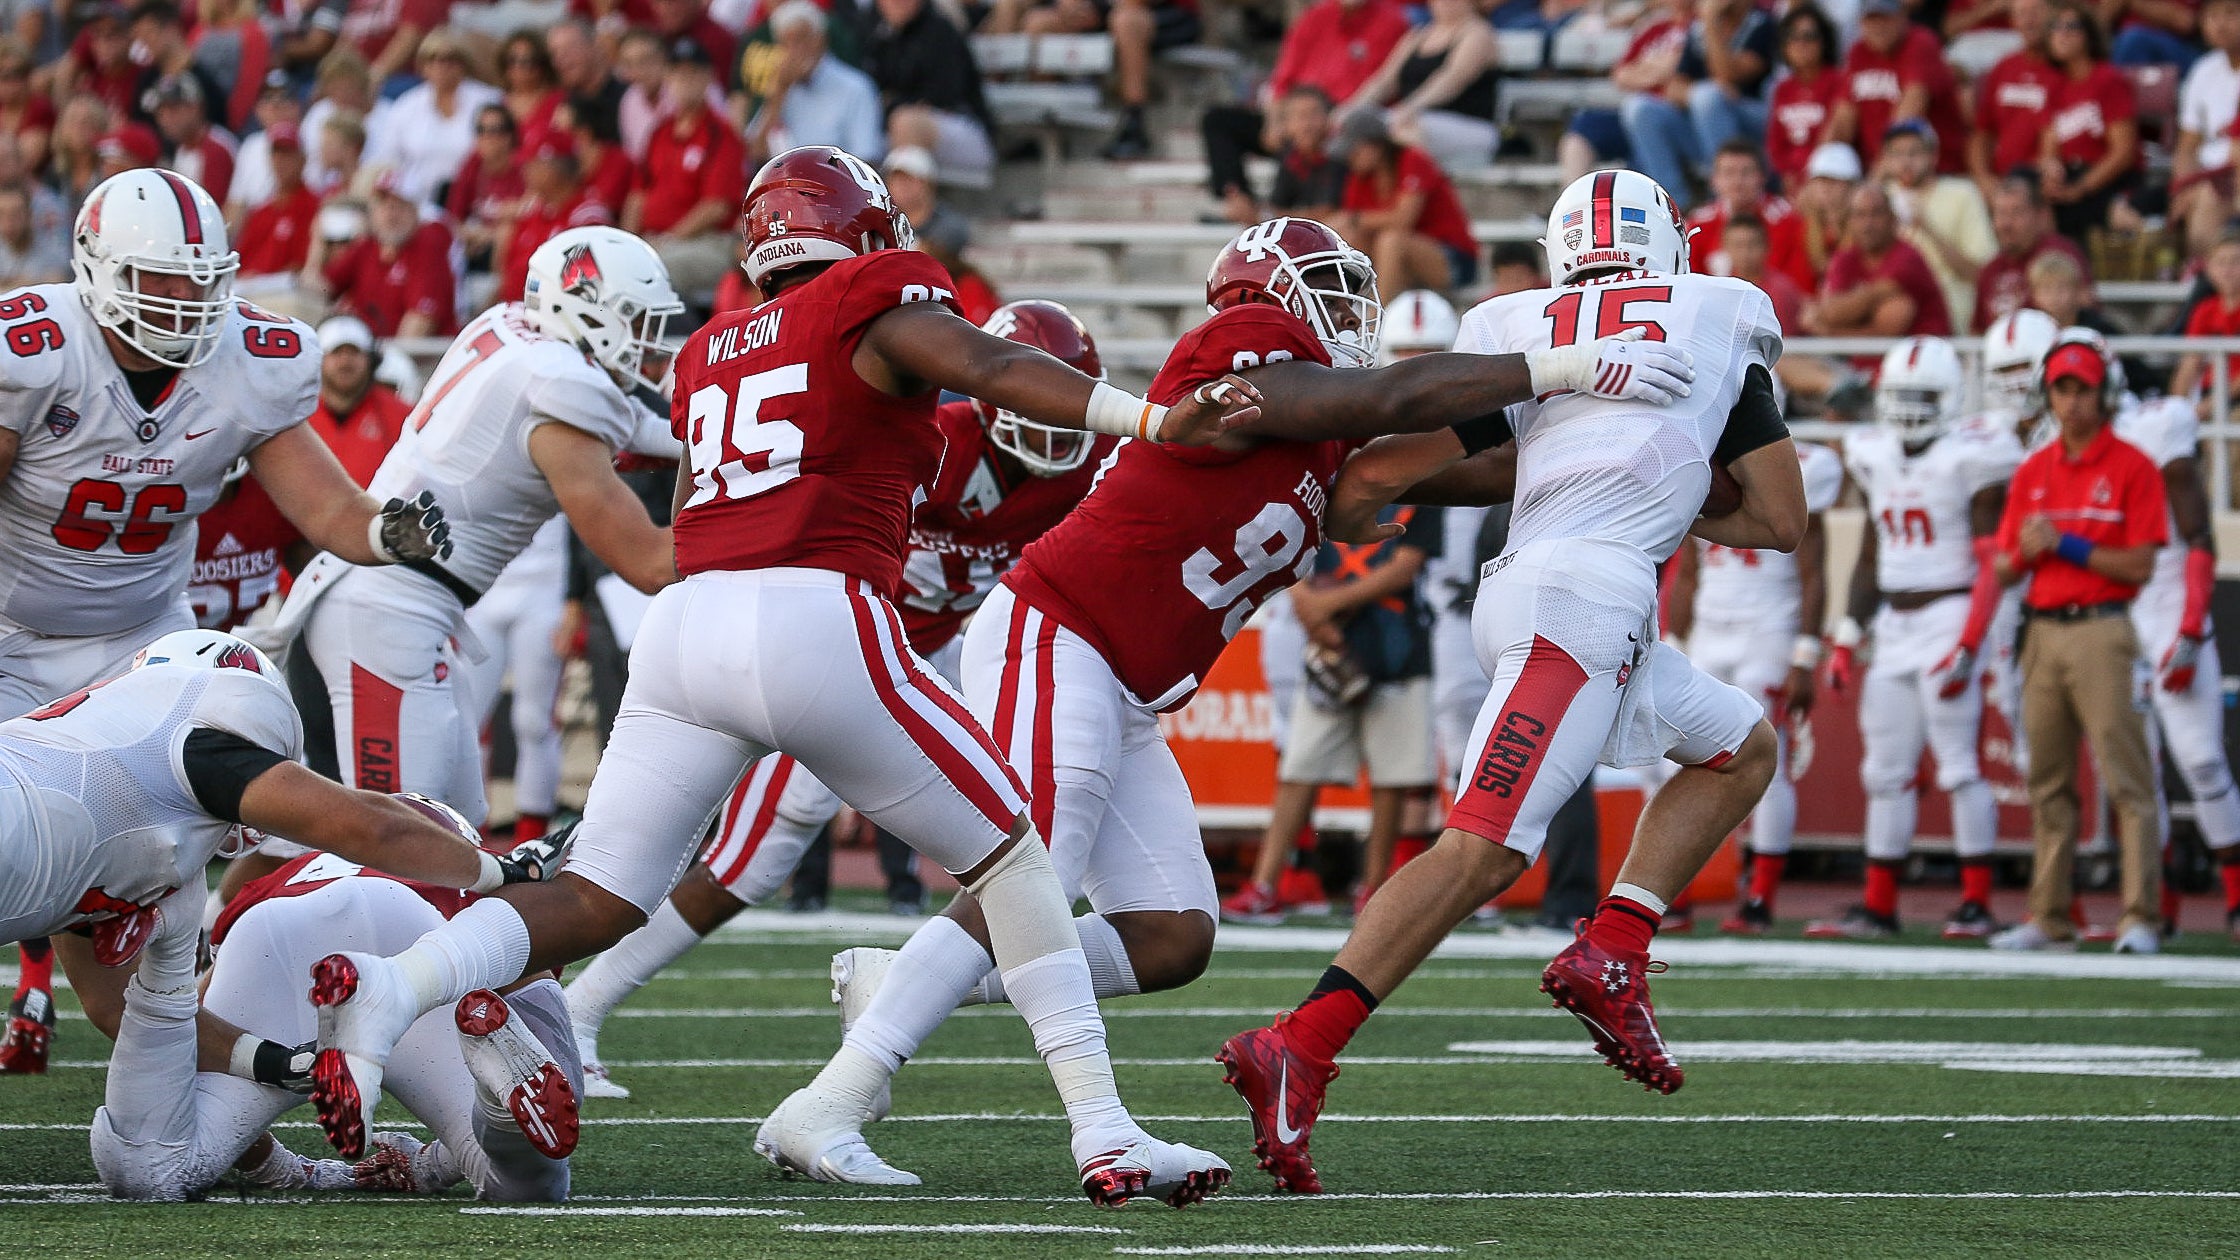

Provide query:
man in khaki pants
left=1990, top=338, right=2169, bottom=952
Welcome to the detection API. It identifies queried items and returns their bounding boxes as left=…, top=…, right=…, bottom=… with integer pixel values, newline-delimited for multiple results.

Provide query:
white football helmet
left=1981, top=307, right=2060, bottom=420
left=1542, top=169, right=1691, bottom=285
left=1874, top=335, right=1965, bottom=444
left=524, top=225, right=685, bottom=393
left=1376, top=289, right=1459, bottom=363
left=73, top=168, right=239, bottom=368
left=132, top=628, right=282, bottom=683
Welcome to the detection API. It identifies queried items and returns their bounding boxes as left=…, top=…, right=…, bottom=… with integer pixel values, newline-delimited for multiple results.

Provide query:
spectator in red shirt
left=1200, top=0, right=1411, bottom=209
left=2039, top=2, right=2141, bottom=239
left=497, top=135, right=611, bottom=301
left=94, top=120, right=160, bottom=177
left=0, top=40, right=55, bottom=172
left=1687, top=141, right=1813, bottom=289
left=1724, top=213, right=1806, bottom=332
left=563, top=92, right=636, bottom=216
left=648, top=0, right=736, bottom=87
left=194, top=0, right=273, bottom=133
left=622, top=38, right=744, bottom=297
left=1332, top=108, right=1477, bottom=294
left=1969, top=0, right=2062, bottom=197
left=236, top=122, right=323, bottom=286
left=497, top=30, right=564, bottom=149
left=1765, top=5, right=1844, bottom=192
left=1945, top=0, right=2018, bottom=35
left=1973, top=173, right=2095, bottom=329
left=2170, top=233, right=2240, bottom=413
left=148, top=74, right=235, bottom=205
left=1827, top=0, right=1968, bottom=173
left=307, top=314, right=413, bottom=486
left=1805, top=180, right=1953, bottom=338
left=58, top=5, right=140, bottom=120
left=447, top=103, right=523, bottom=276
left=319, top=165, right=458, bottom=337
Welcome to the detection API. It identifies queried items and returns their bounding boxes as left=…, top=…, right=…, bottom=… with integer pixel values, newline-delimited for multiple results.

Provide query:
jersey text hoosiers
left=705, top=309, right=785, bottom=367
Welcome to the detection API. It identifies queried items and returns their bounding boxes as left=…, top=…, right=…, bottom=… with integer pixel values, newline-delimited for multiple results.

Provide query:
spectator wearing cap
left=226, top=74, right=307, bottom=223
left=193, top=0, right=273, bottom=131
left=303, top=49, right=394, bottom=192
left=1332, top=108, right=1477, bottom=296
left=1826, top=0, right=1968, bottom=174
left=0, top=38, right=54, bottom=172
left=1339, top=0, right=1502, bottom=172
left=562, top=91, right=636, bottom=218
left=307, top=314, right=413, bottom=486
left=1223, top=84, right=1346, bottom=227
left=1765, top=4, right=1843, bottom=193
left=1687, top=140, right=1813, bottom=289
left=497, top=30, right=564, bottom=148
left=1805, top=181, right=1952, bottom=338
left=868, top=0, right=994, bottom=185
left=1795, top=140, right=1860, bottom=282
left=371, top=28, right=501, bottom=205
left=497, top=132, right=610, bottom=301
left=126, top=1, right=225, bottom=130
left=742, top=0, right=883, bottom=166
left=57, top=3, right=141, bottom=119
left=2103, top=0, right=2204, bottom=66
left=0, top=183, right=67, bottom=286
left=317, top=165, right=458, bottom=338
left=1970, top=0, right=2062, bottom=199
left=623, top=37, right=744, bottom=297
left=149, top=74, right=236, bottom=204
left=340, top=0, right=455, bottom=89
left=2171, top=0, right=2240, bottom=258
left=1200, top=0, right=1410, bottom=213
left=236, top=121, right=323, bottom=290
left=880, top=142, right=999, bottom=321
left=1992, top=338, right=2167, bottom=954
left=2038, top=2, right=2140, bottom=240
left=94, top=120, right=160, bottom=175
left=449, top=103, right=523, bottom=272
left=1974, top=173, right=2095, bottom=330
left=1879, top=118, right=1995, bottom=333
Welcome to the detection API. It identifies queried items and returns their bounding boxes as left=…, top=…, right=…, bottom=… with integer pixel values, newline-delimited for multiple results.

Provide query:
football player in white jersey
left=457, top=516, right=573, bottom=846
left=1815, top=337, right=2024, bottom=941
left=1666, top=440, right=1844, bottom=933
left=0, top=168, right=452, bottom=1075
left=276, top=226, right=682, bottom=829
left=1973, top=308, right=2062, bottom=755
left=1218, top=170, right=1806, bottom=1192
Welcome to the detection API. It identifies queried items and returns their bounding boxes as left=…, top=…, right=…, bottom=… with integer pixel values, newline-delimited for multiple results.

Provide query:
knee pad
left=1934, top=766, right=1984, bottom=794
left=1860, top=759, right=1917, bottom=799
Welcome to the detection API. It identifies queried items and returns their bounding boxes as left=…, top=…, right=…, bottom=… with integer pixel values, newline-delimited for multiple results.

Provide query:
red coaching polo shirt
left=1996, top=425, right=2168, bottom=607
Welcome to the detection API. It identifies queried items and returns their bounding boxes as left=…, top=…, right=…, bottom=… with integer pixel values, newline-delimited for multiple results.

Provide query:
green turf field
left=6, top=912, right=2239, bottom=1258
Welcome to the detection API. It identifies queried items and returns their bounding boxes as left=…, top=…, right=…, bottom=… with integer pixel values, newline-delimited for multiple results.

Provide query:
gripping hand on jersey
left=368, top=491, right=453, bottom=565
left=1525, top=328, right=1695, bottom=406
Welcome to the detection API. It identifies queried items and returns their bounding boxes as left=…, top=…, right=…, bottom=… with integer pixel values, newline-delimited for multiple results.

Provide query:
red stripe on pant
left=993, top=593, right=1032, bottom=754
left=349, top=663, right=404, bottom=792
left=846, top=589, right=1023, bottom=834
left=709, top=756, right=795, bottom=887
left=877, top=598, right=1024, bottom=802
left=1027, top=613, right=1059, bottom=844
left=1446, top=635, right=1590, bottom=845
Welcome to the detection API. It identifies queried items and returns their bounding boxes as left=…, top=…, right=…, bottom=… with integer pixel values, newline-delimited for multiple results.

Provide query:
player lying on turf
left=757, top=214, right=1705, bottom=1187
left=1216, top=171, right=1808, bottom=1193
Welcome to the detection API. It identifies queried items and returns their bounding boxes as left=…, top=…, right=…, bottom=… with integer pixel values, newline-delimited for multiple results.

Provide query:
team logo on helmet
left=44, top=404, right=78, bottom=438
left=558, top=242, right=603, bottom=299
left=214, top=641, right=266, bottom=673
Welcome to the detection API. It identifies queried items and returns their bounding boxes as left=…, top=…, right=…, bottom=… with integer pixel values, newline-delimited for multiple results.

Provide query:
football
left=392, top=791, right=481, bottom=843
left=1701, top=461, right=1744, bottom=517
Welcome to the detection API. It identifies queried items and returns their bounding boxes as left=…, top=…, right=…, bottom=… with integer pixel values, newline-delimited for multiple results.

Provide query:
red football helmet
left=739, top=145, right=914, bottom=286
left=1205, top=217, right=1380, bottom=368
left=975, top=300, right=1103, bottom=476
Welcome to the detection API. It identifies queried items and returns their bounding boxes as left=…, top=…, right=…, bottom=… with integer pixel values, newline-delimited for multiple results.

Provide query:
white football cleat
left=352, top=1130, right=463, bottom=1194
left=572, top=1027, right=631, bottom=1098
left=754, top=1084, right=920, bottom=1185
left=831, top=947, right=897, bottom=1122
left=308, top=952, right=422, bottom=1158
left=1079, top=1135, right=1232, bottom=1208
left=455, top=989, right=580, bottom=1158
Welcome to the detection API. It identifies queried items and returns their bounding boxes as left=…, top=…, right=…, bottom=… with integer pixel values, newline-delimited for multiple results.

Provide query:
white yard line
left=1115, top=1248, right=1458, bottom=1255
left=458, top=1207, right=800, bottom=1217
left=782, top=1224, right=1128, bottom=1235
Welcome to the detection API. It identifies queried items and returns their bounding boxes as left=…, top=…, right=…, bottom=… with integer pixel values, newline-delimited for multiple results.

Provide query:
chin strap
left=1958, top=535, right=2002, bottom=652
left=2180, top=546, right=2216, bottom=640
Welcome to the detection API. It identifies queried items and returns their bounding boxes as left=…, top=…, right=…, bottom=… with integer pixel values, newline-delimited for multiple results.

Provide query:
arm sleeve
left=1450, top=411, right=1514, bottom=456
left=1713, top=363, right=1788, bottom=465
left=180, top=728, right=291, bottom=823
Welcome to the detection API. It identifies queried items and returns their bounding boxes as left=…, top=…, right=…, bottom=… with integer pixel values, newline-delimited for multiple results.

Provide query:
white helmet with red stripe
left=1543, top=169, right=1691, bottom=285
left=1981, top=307, right=2060, bottom=419
left=1376, top=289, right=1458, bottom=363
left=1874, top=335, right=1965, bottom=444
left=73, top=168, right=240, bottom=368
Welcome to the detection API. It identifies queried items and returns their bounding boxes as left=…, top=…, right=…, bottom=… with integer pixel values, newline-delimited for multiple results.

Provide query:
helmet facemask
left=95, top=257, right=238, bottom=368
left=601, top=296, right=682, bottom=393
left=1875, top=384, right=1953, bottom=445
left=1983, top=362, right=2040, bottom=420
left=1273, top=250, right=1380, bottom=369
left=989, top=409, right=1093, bottom=475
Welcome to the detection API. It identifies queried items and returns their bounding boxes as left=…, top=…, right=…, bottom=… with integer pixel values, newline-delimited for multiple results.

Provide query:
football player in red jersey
left=768, top=216, right=1707, bottom=1185
left=302, top=147, right=1267, bottom=1207
left=562, top=300, right=1119, bottom=1099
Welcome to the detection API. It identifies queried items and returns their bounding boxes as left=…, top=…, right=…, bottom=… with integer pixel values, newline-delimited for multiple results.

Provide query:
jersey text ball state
left=1004, top=303, right=1354, bottom=711
left=0, top=286, right=317, bottom=635
left=671, top=249, right=962, bottom=595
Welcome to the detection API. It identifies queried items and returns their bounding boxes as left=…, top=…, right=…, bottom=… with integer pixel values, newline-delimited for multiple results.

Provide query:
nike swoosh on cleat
left=1272, top=1060, right=1303, bottom=1145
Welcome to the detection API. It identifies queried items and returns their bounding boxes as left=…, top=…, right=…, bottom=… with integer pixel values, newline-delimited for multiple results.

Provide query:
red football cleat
left=454, top=989, right=580, bottom=1159
left=307, top=955, right=370, bottom=1158
left=1541, top=934, right=1684, bottom=1095
left=1215, top=1016, right=1337, bottom=1194
left=1079, top=1149, right=1149, bottom=1206
left=0, top=991, right=55, bottom=1074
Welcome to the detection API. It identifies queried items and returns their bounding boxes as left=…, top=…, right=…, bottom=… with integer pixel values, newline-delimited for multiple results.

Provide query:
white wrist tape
left=1523, top=344, right=1592, bottom=396
left=367, top=511, right=399, bottom=565
left=1084, top=381, right=1168, bottom=441
left=471, top=850, right=506, bottom=894
left=1831, top=617, right=1864, bottom=650
left=1790, top=635, right=1824, bottom=670
left=230, top=1032, right=261, bottom=1080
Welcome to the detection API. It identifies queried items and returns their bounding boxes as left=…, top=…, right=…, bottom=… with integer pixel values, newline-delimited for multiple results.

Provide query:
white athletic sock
left=968, top=913, right=1141, bottom=1004
left=965, top=836, right=1137, bottom=1163
left=564, top=899, right=704, bottom=1042
left=844, top=916, right=994, bottom=1070
left=1751, top=747, right=1797, bottom=856
left=1949, top=780, right=1997, bottom=859
left=2186, top=775, right=2240, bottom=849
left=1863, top=793, right=1917, bottom=863
left=394, top=899, right=533, bottom=1012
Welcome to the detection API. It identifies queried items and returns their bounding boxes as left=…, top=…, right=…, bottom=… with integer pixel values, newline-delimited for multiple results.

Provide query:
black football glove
left=371, top=490, right=453, bottom=564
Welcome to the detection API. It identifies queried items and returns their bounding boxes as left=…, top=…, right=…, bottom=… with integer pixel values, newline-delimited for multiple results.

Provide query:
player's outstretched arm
left=529, top=423, right=677, bottom=594
left=231, top=762, right=496, bottom=890
left=1689, top=439, right=1807, bottom=553
left=860, top=302, right=1260, bottom=443
left=1228, top=330, right=1693, bottom=443
left=249, top=425, right=452, bottom=567
left=1324, top=431, right=1470, bottom=543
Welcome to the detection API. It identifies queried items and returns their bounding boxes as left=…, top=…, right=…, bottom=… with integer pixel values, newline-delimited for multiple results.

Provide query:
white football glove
left=1526, top=328, right=1696, bottom=407
left=368, top=490, right=453, bottom=565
